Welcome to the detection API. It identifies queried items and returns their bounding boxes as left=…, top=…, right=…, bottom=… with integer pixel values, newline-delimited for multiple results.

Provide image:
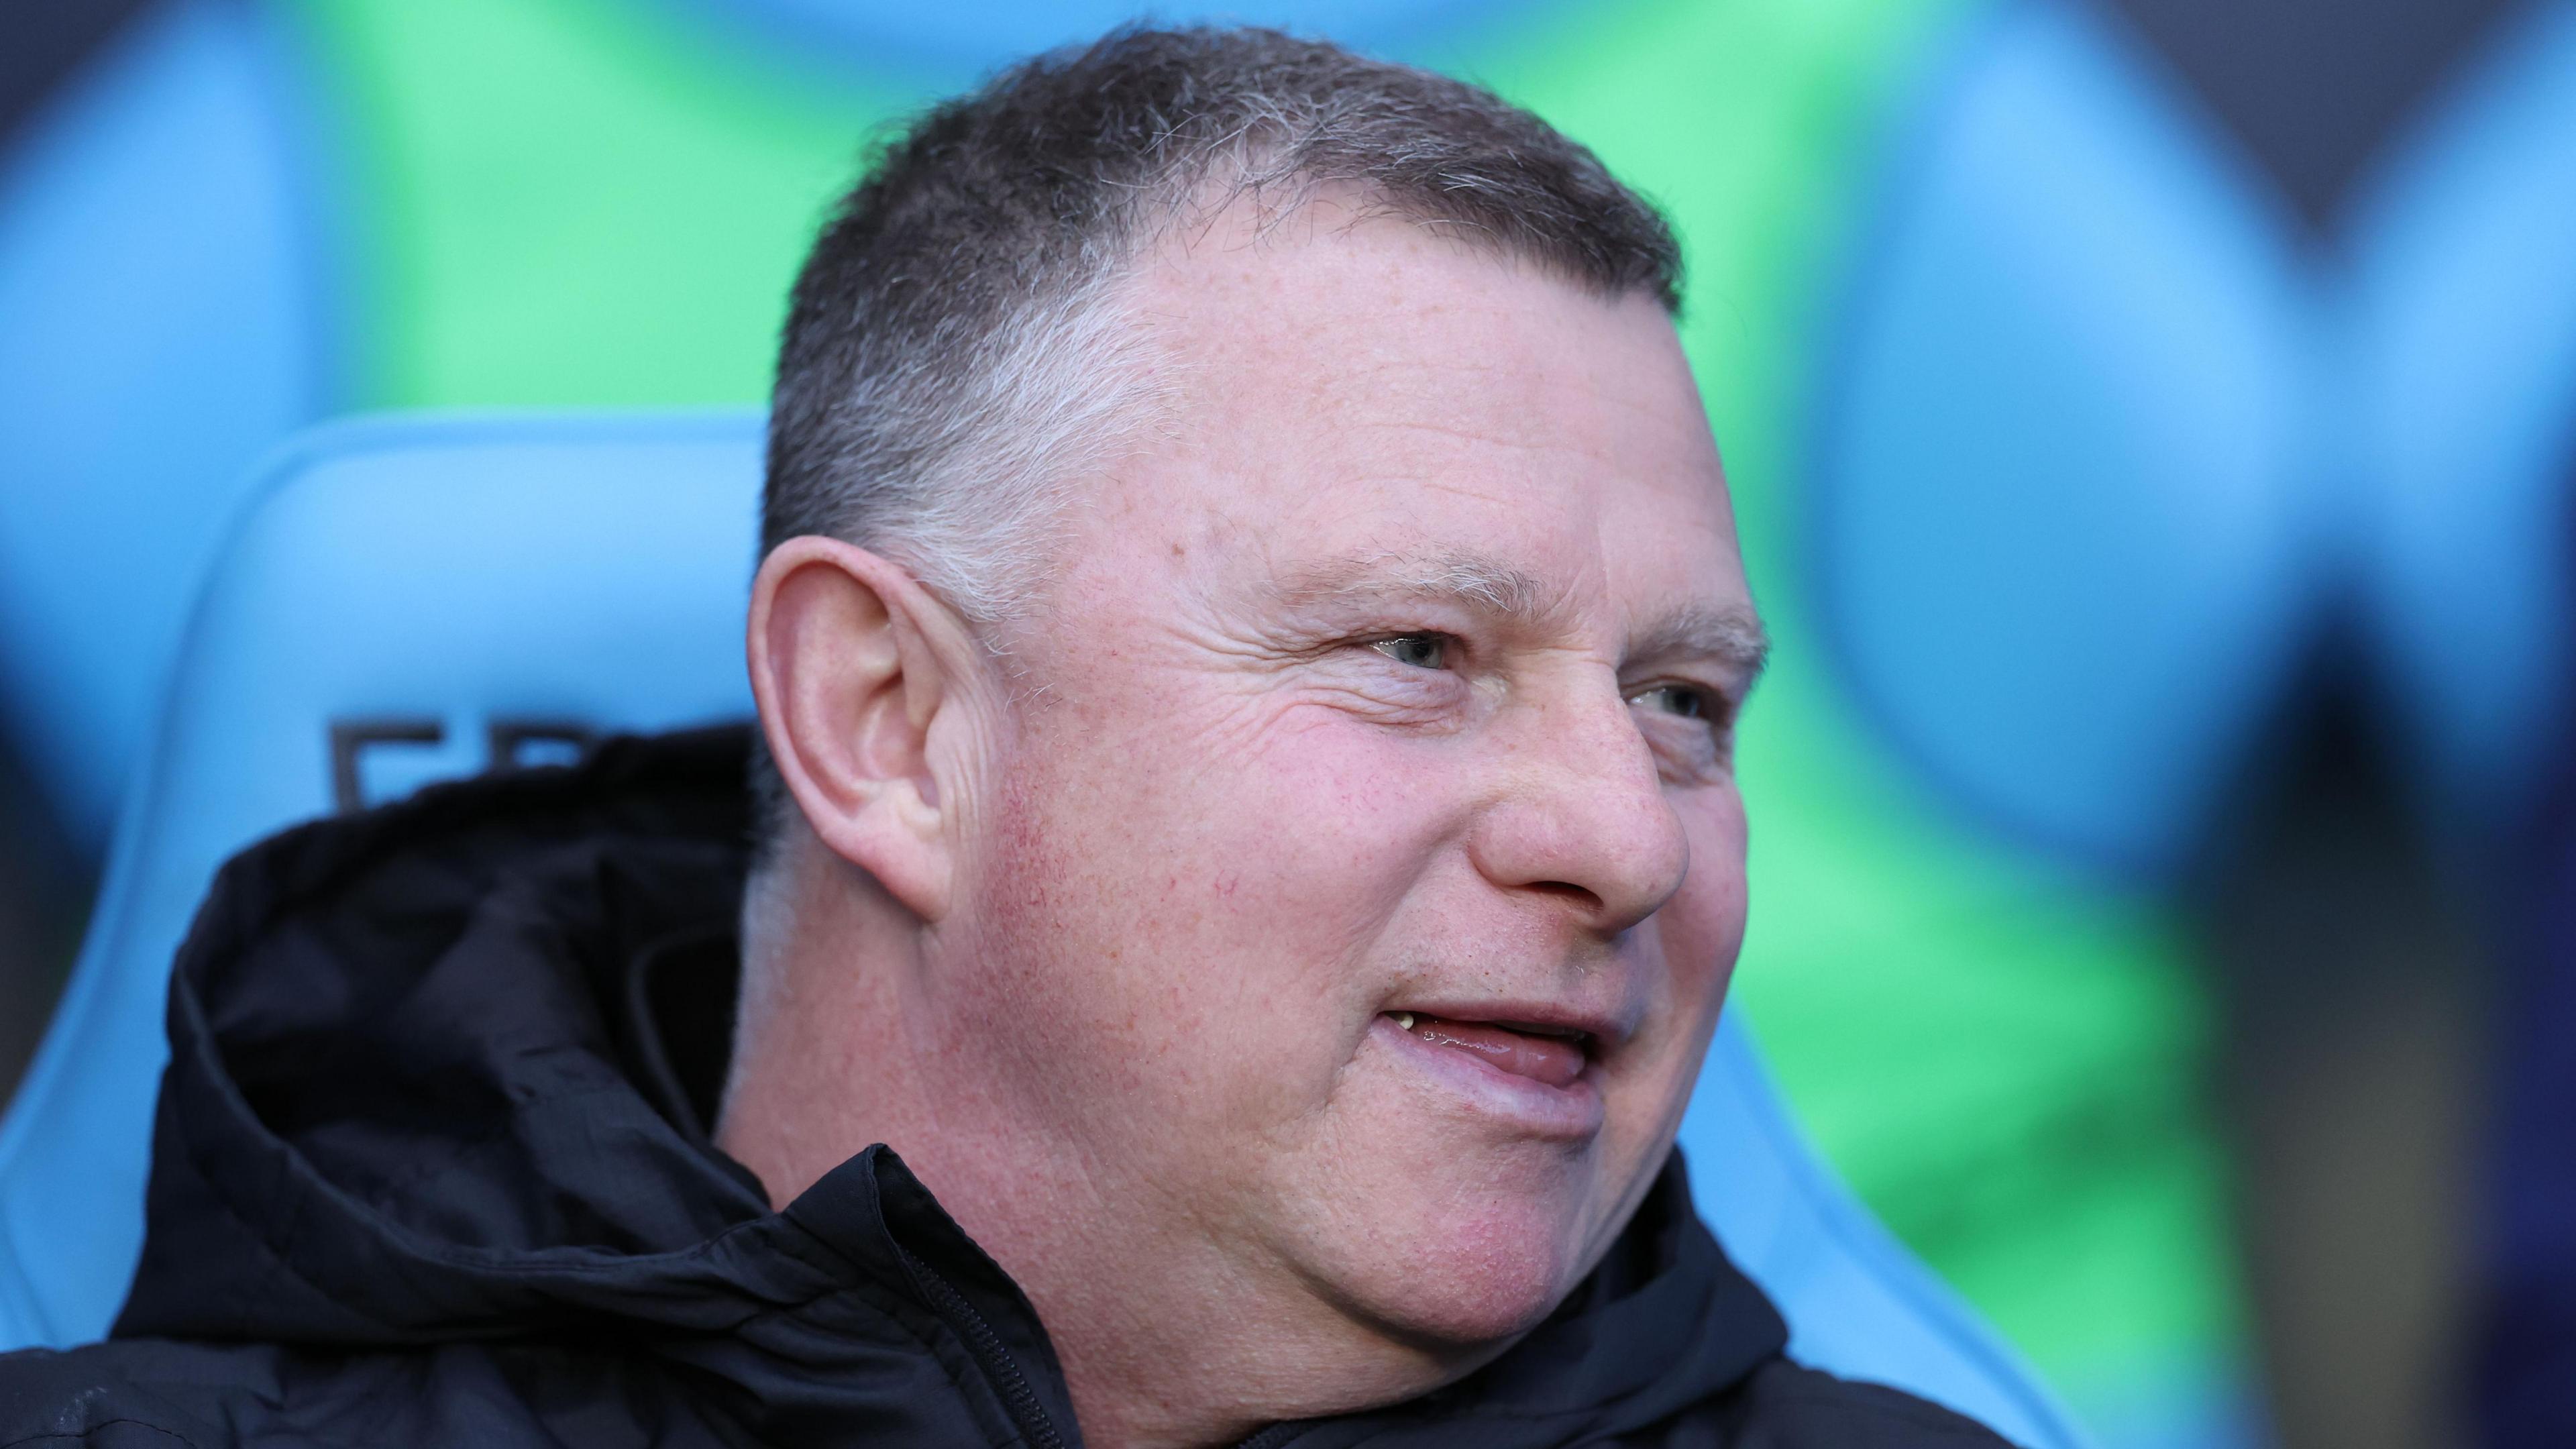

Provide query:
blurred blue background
left=3, top=1, right=2571, bottom=1445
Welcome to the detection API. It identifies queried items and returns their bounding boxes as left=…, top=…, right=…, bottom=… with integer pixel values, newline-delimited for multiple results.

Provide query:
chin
left=1327, top=1187, right=1598, bottom=1348
left=1381, top=1269, right=1572, bottom=1348
left=1265, top=1067, right=1633, bottom=1351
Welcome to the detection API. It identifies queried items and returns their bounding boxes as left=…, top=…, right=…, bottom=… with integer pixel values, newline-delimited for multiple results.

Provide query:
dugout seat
left=0, top=411, right=2088, bottom=1448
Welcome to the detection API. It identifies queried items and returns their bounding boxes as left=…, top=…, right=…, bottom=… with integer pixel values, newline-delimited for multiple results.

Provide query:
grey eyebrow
left=1275, top=549, right=1574, bottom=623
left=1274, top=548, right=1769, bottom=682
left=1627, top=602, right=1770, bottom=687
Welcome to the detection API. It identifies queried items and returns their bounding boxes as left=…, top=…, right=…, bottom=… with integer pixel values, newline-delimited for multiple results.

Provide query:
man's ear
left=747, top=537, right=982, bottom=921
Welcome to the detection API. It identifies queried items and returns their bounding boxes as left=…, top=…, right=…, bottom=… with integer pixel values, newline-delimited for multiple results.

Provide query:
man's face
left=944, top=207, right=1760, bottom=1350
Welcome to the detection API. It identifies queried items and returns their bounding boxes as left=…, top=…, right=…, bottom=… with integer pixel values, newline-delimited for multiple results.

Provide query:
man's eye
left=1629, top=684, right=1709, bottom=720
left=1370, top=634, right=1450, bottom=669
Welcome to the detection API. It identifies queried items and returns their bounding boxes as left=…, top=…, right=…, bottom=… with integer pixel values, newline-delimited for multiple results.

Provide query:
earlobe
left=747, top=537, right=962, bottom=920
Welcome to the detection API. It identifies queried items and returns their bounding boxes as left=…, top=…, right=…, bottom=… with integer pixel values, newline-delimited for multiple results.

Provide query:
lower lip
left=1371, top=1015, right=1606, bottom=1140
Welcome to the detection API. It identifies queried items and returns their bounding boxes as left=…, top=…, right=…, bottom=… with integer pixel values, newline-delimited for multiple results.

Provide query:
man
left=1, top=27, right=2012, bottom=1448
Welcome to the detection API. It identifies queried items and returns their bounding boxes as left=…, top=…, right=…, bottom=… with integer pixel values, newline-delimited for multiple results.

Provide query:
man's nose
left=1466, top=674, right=1690, bottom=935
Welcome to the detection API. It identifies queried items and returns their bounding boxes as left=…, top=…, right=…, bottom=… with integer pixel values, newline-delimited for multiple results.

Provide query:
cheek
left=1658, top=786, right=1750, bottom=1010
left=1071, top=696, right=1452, bottom=926
left=1597, top=787, right=1747, bottom=1158
left=961, top=700, right=1462, bottom=1132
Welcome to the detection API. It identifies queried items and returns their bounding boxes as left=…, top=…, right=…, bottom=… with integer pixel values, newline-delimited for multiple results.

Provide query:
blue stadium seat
left=1808, top=0, right=2316, bottom=883
left=0, top=412, right=2087, bottom=1449
left=1808, top=0, right=2576, bottom=879
left=0, top=0, right=336, bottom=856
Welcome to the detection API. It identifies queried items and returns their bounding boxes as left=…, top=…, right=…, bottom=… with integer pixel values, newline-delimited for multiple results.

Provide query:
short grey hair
left=755, top=25, right=1684, bottom=857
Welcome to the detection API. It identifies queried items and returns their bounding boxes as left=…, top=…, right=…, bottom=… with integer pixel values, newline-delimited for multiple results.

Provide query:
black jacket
left=0, top=729, right=2013, bottom=1448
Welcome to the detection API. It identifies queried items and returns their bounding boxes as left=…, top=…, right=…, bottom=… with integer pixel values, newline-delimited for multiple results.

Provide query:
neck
left=714, top=842, right=1492, bottom=1448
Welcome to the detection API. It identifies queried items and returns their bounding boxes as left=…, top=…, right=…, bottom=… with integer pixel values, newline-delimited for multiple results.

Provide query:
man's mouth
left=1384, top=1011, right=1591, bottom=1089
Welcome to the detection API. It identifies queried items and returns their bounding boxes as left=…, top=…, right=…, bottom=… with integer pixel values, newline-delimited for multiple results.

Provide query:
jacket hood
left=112, top=727, right=1790, bottom=1446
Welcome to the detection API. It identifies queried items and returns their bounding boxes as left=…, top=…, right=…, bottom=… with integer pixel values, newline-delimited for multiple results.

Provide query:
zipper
left=899, top=1245, right=1070, bottom=1449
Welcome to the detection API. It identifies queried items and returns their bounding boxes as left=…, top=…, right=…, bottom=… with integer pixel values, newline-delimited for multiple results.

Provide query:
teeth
left=1393, top=1012, right=1416, bottom=1031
